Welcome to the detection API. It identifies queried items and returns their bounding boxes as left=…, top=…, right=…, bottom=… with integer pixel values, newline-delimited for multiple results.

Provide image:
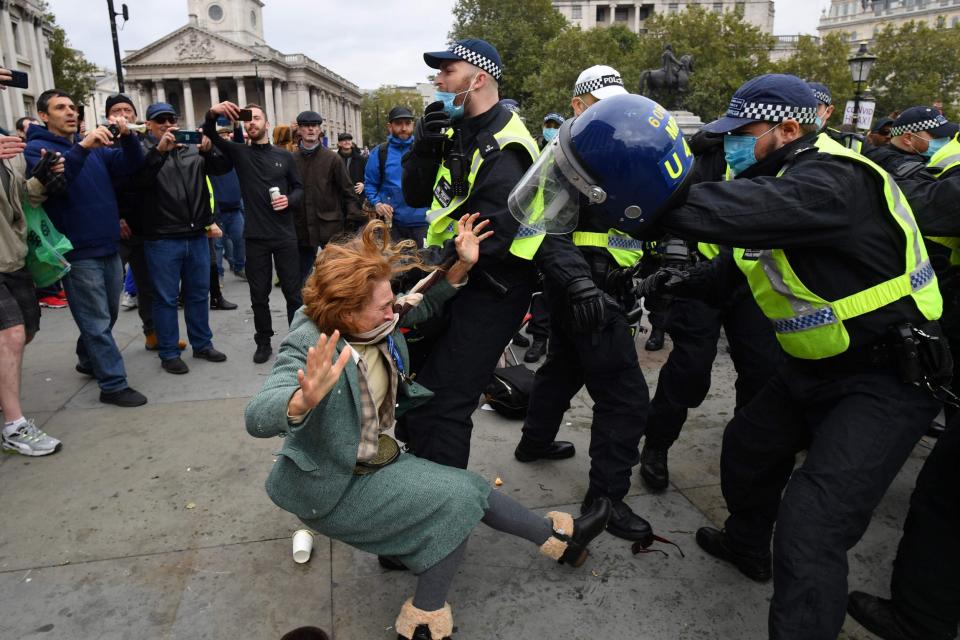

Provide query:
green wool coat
left=245, top=278, right=491, bottom=573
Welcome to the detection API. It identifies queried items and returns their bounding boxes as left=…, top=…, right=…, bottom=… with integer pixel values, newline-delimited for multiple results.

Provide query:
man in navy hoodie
left=25, top=89, right=147, bottom=407
left=363, top=106, right=428, bottom=245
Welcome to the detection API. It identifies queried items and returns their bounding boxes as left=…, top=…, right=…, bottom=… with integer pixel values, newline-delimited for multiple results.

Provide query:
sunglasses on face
left=153, top=115, right=178, bottom=125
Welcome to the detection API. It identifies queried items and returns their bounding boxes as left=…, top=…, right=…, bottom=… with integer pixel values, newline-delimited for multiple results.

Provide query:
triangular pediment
left=122, top=25, right=261, bottom=66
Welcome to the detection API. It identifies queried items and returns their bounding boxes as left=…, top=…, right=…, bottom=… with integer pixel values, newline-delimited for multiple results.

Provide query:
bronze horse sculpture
left=640, top=54, right=695, bottom=97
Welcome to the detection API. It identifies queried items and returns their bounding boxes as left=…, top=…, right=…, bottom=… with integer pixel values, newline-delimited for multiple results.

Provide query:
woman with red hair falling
left=246, top=215, right=611, bottom=639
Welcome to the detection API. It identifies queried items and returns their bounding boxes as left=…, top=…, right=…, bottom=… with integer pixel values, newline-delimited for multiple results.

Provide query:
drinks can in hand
left=269, top=187, right=281, bottom=200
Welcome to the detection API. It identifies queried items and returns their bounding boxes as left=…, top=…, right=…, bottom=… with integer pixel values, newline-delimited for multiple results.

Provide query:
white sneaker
left=2, top=419, right=62, bottom=456
left=120, top=292, right=138, bottom=310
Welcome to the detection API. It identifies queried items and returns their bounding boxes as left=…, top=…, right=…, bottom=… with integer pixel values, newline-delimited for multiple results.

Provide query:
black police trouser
left=119, top=236, right=154, bottom=337
left=889, top=415, right=960, bottom=638
left=399, top=272, right=534, bottom=469
left=526, top=290, right=550, bottom=341
left=245, top=237, right=302, bottom=345
left=298, top=245, right=317, bottom=286
left=644, top=293, right=780, bottom=450
left=719, top=358, right=938, bottom=640
left=521, top=290, right=648, bottom=501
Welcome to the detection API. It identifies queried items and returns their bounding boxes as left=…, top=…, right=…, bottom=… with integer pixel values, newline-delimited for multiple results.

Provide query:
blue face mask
left=434, top=75, right=478, bottom=121
left=724, top=124, right=780, bottom=176
left=814, top=116, right=824, bottom=131
left=542, top=127, right=558, bottom=142
left=922, top=137, right=950, bottom=158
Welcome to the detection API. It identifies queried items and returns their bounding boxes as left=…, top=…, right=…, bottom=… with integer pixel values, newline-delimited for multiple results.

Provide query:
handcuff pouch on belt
left=353, top=433, right=401, bottom=476
left=890, top=322, right=953, bottom=386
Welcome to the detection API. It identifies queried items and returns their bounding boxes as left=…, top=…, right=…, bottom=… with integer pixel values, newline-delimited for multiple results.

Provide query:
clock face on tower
left=208, top=3, right=224, bottom=21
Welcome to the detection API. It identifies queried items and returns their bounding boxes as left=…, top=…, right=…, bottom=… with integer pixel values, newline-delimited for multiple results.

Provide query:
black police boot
left=695, top=527, right=772, bottom=582
left=511, top=331, right=530, bottom=348
left=927, top=419, right=946, bottom=438
left=645, top=326, right=665, bottom=351
left=253, top=343, right=272, bottom=364
left=582, top=492, right=653, bottom=545
left=524, top=338, right=547, bottom=362
left=847, top=591, right=944, bottom=640
left=639, top=444, right=669, bottom=491
left=540, top=497, right=612, bottom=567
left=514, top=437, right=576, bottom=462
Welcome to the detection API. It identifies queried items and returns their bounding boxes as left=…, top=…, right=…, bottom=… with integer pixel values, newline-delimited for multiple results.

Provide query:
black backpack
left=484, top=364, right=536, bottom=419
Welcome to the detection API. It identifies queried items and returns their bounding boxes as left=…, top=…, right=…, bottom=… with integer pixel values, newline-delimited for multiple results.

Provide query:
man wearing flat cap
left=397, top=39, right=541, bottom=472
left=291, top=110, right=362, bottom=283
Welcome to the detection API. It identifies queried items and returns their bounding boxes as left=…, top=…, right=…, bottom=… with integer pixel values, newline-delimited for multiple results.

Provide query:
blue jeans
left=62, top=254, right=129, bottom=393
left=144, top=235, right=214, bottom=361
left=215, top=209, right=245, bottom=276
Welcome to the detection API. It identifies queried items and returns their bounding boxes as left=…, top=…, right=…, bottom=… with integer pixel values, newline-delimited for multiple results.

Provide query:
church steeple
left=186, top=0, right=265, bottom=45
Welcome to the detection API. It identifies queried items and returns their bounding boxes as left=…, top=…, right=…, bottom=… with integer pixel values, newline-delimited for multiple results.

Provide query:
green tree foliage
left=773, top=33, right=853, bottom=129
left=40, top=2, right=98, bottom=103
left=361, top=87, right=425, bottom=147
left=870, top=21, right=960, bottom=121
left=449, top=0, right=567, bottom=105
left=522, top=25, right=637, bottom=124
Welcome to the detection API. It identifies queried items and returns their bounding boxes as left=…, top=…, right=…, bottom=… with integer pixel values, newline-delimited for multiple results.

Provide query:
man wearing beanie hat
left=634, top=73, right=945, bottom=639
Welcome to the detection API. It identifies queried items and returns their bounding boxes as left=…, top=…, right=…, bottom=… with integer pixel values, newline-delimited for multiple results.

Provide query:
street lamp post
left=847, top=43, right=877, bottom=131
left=106, top=0, right=129, bottom=92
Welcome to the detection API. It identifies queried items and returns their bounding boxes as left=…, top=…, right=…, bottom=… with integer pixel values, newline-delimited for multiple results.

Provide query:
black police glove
left=634, top=267, right=687, bottom=299
left=413, top=101, right=451, bottom=158
left=30, top=151, right=67, bottom=197
left=566, top=276, right=606, bottom=333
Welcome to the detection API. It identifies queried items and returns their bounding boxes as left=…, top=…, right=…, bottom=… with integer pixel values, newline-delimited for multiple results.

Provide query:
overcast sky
left=45, top=0, right=829, bottom=90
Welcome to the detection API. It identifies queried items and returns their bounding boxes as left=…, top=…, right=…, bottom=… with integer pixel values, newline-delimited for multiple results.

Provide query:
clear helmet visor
left=508, top=139, right=583, bottom=235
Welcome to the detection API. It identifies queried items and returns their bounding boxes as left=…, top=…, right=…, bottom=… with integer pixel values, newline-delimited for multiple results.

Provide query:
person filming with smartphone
left=132, top=102, right=233, bottom=375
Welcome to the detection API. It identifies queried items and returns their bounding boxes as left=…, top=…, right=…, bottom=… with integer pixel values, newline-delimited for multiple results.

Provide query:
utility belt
left=793, top=320, right=952, bottom=385
left=352, top=434, right=401, bottom=476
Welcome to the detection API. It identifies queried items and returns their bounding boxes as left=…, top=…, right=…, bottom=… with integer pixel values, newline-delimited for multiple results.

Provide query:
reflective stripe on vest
left=697, top=242, right=720, bottom=259
left=572, top=230, right=644, bottom=267
left=733, top=134, right=942, bottom=360
left=206, top=176, right=215, bottom=213
left=425, top=113, right=539, bottom=248
left=926, top=137, right=960, bottom=264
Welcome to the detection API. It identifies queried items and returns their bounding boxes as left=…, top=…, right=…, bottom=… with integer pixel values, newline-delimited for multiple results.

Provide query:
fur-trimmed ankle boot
left=539, top=497, right=612, bottom=567
left=394, top=598, right=453, bottom=639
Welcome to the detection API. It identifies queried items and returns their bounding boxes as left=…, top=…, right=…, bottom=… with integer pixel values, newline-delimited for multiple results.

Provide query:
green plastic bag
left=22, top=200, right=72, bottom=287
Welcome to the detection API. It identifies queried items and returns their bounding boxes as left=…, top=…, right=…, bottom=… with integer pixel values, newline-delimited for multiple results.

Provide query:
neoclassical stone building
left=0, top=0, right=55, bottom=132
left=122, top=0, right=362, bottom=145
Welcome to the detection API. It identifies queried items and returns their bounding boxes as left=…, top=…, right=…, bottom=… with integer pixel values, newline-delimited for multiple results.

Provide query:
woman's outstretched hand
left=288, top=330, right=352, bottom=417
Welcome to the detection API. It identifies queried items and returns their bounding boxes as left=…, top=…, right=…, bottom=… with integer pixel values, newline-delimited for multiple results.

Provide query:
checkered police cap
left=807, top=82, right=832, bottom=106
left=574, top=74, right=624, bottom=97
left=725, top=98, right=818, bottom=124
left=424, top=39, right=504, bottom=82
left=891, top=107, right=951, bottom=137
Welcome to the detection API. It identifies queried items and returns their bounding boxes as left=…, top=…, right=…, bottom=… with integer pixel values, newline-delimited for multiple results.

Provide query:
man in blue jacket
left=363, top=106, right=428, bottom=245
left=25, top=89, right=147, bottom=407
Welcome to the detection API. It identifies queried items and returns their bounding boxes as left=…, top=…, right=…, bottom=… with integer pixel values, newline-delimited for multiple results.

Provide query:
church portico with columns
left=121, top=0, right=362, bottom=145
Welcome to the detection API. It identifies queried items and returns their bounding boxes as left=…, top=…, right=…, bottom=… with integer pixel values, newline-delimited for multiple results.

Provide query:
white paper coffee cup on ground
left=292, top=529, right=313, bottom=563
left=269, top=186, right=281, bottom=200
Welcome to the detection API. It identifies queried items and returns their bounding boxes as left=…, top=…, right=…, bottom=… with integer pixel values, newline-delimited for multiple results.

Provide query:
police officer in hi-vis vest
left=508, top=67, right=695, bottom=546
left=533, top=73, right=949, bottom=640
left=397, top=39, right=541, bottom=469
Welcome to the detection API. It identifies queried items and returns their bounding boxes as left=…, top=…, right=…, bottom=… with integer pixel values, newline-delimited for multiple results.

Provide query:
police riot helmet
left=508, top=93, right=694, bottom=234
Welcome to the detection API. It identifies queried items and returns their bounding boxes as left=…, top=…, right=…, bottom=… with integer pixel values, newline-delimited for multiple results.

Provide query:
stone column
left=273, top=80, right=284, bottom=125
left=296, top=82, right=309, bottom=114
left=355, top=105, right=363, bottom=146
left=155, top=80, right=166, bottom=104
left=182, top=80, right=195, bottom=128
left=263, top=77, right=276, bottom=125
left=208, top=78, right=219, bottom=109
left=134, top=82, right=147, bottom=117
left=35, top=24, right=54, bottom=89
left=309, top=87, right=318, bottom=113
left=25, top=18, right=43, bottom=92
left=0, top=9, right=23, bottom=121
left=235, top=78, right=247, bottom=108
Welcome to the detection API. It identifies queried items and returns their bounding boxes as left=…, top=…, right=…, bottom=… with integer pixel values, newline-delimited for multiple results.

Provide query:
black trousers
left=298, top=245, right=317, bottom=287
left=245, top=237, right=302, bottom=345
left=719, top=358, right=938, bottom=640
left=888, top=416, right=960, bottom=638
left=645, top=292, right=781, bottom=450
left=521, top=286, right=648, bottom=501
left=119, top=237, right=154, bottom=336
left=397, top=270, right=534, bottom=468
